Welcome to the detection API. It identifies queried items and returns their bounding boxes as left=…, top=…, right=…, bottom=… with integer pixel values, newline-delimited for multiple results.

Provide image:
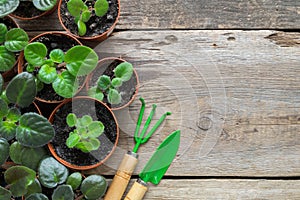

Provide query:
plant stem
left=57, top=62, right=66, bottom=69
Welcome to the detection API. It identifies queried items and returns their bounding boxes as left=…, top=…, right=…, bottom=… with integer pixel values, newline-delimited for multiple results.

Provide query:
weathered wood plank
left=15, top=0, right=300, bottom=30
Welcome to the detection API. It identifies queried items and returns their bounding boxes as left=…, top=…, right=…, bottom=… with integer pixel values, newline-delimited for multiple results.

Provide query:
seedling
left=0, top=23, right=29, bottom=72
left=0, top=0, right=57, bottom=18
left=66, top=113, right=105, bottom=153
left=88, top=61, right=134, bottom=105
left=67, top=0, right=109, bottom=36
left=24, top=42, right=98, bottom=98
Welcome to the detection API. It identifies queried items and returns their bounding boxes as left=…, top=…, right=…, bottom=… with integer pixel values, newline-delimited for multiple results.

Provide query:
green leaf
left=4, top=166, right=36, bottom=197
left=97, top=75, right=111, bottom=90
left=6, top=107, right=21, bottom=122
left=0, top=121, right=17, bottom=140
left=0, top=74, right=3, bottom=93
left=25, top=179, right=42, bottom=198
left=66, top=113, right=77, bottom=127
left=81, top=115, right=93, bottom=126
left=75, top=141, right=90, bottom=153
left=87, top=86, right=104, bottom=101
left=6, top=72, right=36, bottom=107
left=0, top=45, right=16, bottom=72
left=94, top=0, right=109, bottom=17
left=49, top=49, right=64, bottom=63
left=67, top=0, right=85, bottom=17
left=81, top=10, right=91, bottom=22
left=66, top=172, right=82, bottom=190
left=26, top=193, right=48, bottom=200
left=114, top=62, right=133, bottom=82
left=65, top=45, right=98, bottom=76
left=9, top=141, right=25, bottom=164
left=0, top=23, right=8, bottom=43
left=0, top=98, right=8, bottom=119
left=26, top=64, right=36, bottom=73
left=16, top=112, right=55, bottom=148
left=66, top=133, right=80, bottom=148
left=4, top=28, right=29, bottom=52
left=0, top=138, right=9, bottom=165
left=35, top=78, right=44, bottom=92
left=37, top=64, right=57, bottom=84
left=38, top=157, right=69, bottom=188
left=33, top=0, right=57, bottom=11
left=52, top=70, right=79, bottom=98
left=21, top=146, right=48, bottom=170
left=89, top=138, right=100, bottom=150
left=88, top=121, right=104, bottom=137
left=111, top=77, right=123, bottom=88
left=77, top=19, right=87, bottom=36
left=0, top=0, right=20, bottom=18
left=0, top=186, right=11, bottom=200
left=81, top=175, right=107, bottom=200
left=52, top=185, right=74, bottom=200
left=24, top=42, right=47, bottom=66
left=107, top=88, right=121, bottom=104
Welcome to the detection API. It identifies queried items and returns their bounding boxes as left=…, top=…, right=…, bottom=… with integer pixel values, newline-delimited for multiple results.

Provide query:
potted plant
left=86, top=57, right=139, bottom=110
left=48, top=96, right=119, bottom=170
left=0, top=0, right=58, bottom=20
left=18, top=32, right=98, bottom=104
left=58, top=0, right=120, bottom=41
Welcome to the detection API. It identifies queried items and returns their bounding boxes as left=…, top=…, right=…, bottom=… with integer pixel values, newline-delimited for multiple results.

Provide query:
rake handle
left=124, top=180, right=148, bottom=200
left=104, top=152, right=138, bottom=200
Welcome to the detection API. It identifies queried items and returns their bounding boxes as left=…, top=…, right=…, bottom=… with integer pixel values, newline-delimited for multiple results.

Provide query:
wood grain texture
left=15, top=0, right=300, bottom=30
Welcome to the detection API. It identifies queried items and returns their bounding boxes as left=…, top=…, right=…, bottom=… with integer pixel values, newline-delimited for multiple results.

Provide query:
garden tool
left=124, top=130, right=180, bottom=200
left=104, top=97, right=171, bottom=200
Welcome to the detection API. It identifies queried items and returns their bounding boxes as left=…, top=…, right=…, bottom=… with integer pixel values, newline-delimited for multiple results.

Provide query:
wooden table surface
left=17, top=0, right=300, bottom=199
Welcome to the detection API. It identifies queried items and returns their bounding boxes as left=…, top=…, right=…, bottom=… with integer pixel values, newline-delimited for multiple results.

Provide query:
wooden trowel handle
left=124, top=180, right=148, bottom=200
left=104, top=152, right=138, bottom=200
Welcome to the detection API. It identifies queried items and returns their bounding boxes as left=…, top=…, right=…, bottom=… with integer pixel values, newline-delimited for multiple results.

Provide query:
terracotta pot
left=48, top=96, right=119, bottom=170
left=85, top=57, right=139, bottom=110
left=17, top=32, right=84, bottom=104
left=57, top=0, right=120, bottom=41
left=10, top=1, right=58, bottom=20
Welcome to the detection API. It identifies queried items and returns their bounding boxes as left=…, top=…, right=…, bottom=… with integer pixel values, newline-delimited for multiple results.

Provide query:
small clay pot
left=17, top=32, right=84, bottom=104
left=85, top=57, right=139, bottom=110
left=48, top=96, right=119, bottom=170
left=57, top=0, right=120, bottom=41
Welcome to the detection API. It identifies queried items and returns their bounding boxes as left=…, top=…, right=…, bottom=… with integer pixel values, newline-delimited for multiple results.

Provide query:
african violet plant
left=88, top=61, right=134, bottom=104
left=0, top=0, right=57, bottom=18
left=24, top=42, right=98, bottom=98
left=0, top=23, right=29, bottom=73
left=66, top=113, right=104, bottom=153
left=67, top=0, right=109, bottom=36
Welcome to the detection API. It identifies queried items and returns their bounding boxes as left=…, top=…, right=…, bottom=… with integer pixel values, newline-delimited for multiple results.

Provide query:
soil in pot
left=59, top=0, right=119, bottom=37
left=88, top=59, right=138, bottom=110
left=12, top=1, right=45, bottom=19
left=50, top=98, right=118, bottom=168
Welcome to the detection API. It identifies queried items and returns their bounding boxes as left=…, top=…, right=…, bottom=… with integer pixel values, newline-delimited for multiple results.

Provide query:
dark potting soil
left=22, top=34, right=82, bottom=102
left=51, top=98, right=117, bottom=166
left=12, top=1, right=44, bottom=18
left=60, top=0, right=119, bottom=37
left=89, top=59, right=138, bottom=109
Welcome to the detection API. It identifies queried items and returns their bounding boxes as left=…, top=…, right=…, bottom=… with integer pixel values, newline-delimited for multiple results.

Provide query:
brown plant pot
left=0, top=16, right=20, bottom=82
left=48, top=96, right=119, bottom=170
left=85, top=57, right=139, bottom=110
left=57, top=0, right=120, bottom=41
left=10, top=1, right=58, bottom=20
left=17, top=32, right=84, bottom=104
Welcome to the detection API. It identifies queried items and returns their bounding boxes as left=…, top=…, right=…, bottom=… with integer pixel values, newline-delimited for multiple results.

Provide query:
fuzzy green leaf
left=49, top=48, right=64, bottom=63
left=67, top=0, right=85, bottom=17
left=0, top=98, right=8, bottom=119
left=38, top=157, right=69, bottom=188
left=37, top=64, right=57, bottom=84
left=0, top=138, right=9, bottom=165
left=24, top=179, right=42, bottom=198
left=87, top=86, right=104, bottom=101
left=16, top=112, right=55, bottom=148
left=0, top=186, right=11, bottom=200
left=6, top=72, right=36, bottom=107
left=88, top=121, right=104, bottom=137
left=6, top=107, right=21, bottom=122
left=89, top=138, right=100, bottom=150
left=66, top=113, right=77, bottom=127
left=24, top=42, right=47, bottom=66
left=114, top=62, right=133, bottom=82
left=9, top=141, right=25, bottom=164
left=4, top=166, right=36, bottom=197
left=111, top=77, right=123, bottom=88
left=97, top=75, right=111, bottom=90
left=94, top=0, right=109, bottom=17
left=77, top=19, right=87, bottom=36
left=66, top=172, right=82, bottom=190
left=52, top=70, right=79, bottom=98
left=0, top=23, right=8, bottom=43
left=0, top=74, right=3, bottom=93
left=52, top=185, right=74, bottom=200
left=21, top=146, right=48, bottom=170
left=81, top=10, right=91, bottom=22
left=66, top=133, right=80, bottom=148
left=81, top=115, right=93, bottom=126
left=26, top=193, right=48, bottom=200
left=0, top=121, right=17, bottom=140
left=81, top=175, right=107, bottom=200
left=75, top=141, right=91, bottom=153
left=33, top=0, right=57, bottom=11
left=65, top=45, right=98, bottom=76
left=0, top=0, right=19, bottom=18
left=26, top=64, right=35, bottom=73
left=4, top=28, right=29, bottom=52
left=0, top=45, right=16, bottom=72
left=108, top=88, right=121, bottom=104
